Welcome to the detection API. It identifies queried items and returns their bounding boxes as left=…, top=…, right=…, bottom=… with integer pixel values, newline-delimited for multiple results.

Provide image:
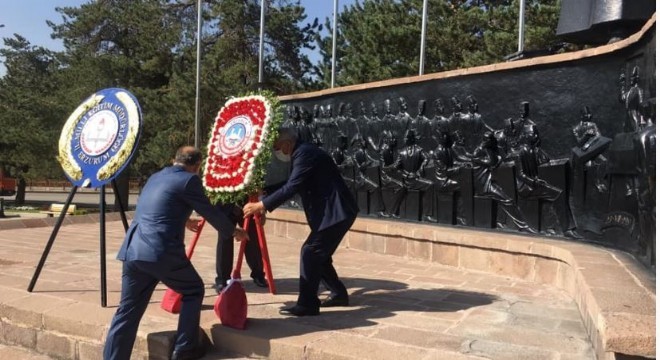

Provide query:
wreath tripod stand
left=26, top=180, right=130, bottom=307
left=202, top=195, right=276, bottom=294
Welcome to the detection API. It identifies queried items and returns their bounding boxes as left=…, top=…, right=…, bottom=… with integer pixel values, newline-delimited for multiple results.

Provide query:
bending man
left=243, top=127, right=359, bottom=316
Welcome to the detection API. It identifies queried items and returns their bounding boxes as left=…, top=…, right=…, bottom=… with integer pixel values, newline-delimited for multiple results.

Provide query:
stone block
left=366, top=221, right=388, bottom=235
left=589, top=289, right=655, bottom=315
left=534, top=258, right=560, bottom=285
left=506, top=238, right=533, bottom=254
left=459, top=247, right=490, bottom=272
left=385, top=222, right=409, bottom=237
left=286, top=223, right=309, bottom=241
left=78, top=341, right=104, bottom=360
left=407, top=239, right=430, bottom=261
left=36, top=331, right=76, bottom=359
left=3, top=294, right=74, bottom=330
left=42, top=302, right=111, bottom=341
left=431, top=243, right=459, bottom=267
left=305, top=331, right=433, bottom=360
left=370, top=234, right=386, bottom=254
left=411, top=225, right=436, bottom=241
left=602, top=312, right=656, bottom=357
left=348, top=234, right=369, bottom=252
left=462, top=338, right=558, bottom=360
left=555, top=262, right=577, bottom=296
left=373, top=326, right=464, bottom=351
left=0, top=320, right=37, bottom=349
left=489, top=252, right=536, bottom=281
left=384, top=236, right=406, bottom=257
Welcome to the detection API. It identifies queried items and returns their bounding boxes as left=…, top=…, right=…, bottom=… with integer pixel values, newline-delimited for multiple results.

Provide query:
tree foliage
left=314, top=0, right=562, bottom=86
left=0, top=36, right=67, bottom=202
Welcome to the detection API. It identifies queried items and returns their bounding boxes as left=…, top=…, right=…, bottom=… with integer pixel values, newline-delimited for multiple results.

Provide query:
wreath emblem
left=57, top=88, right=142, bottom=188
left=203, top=93, right=282, bottom=204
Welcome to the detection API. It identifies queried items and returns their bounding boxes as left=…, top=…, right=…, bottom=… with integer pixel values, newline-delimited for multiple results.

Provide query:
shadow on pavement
left=208, top=276, right=497, bottom=356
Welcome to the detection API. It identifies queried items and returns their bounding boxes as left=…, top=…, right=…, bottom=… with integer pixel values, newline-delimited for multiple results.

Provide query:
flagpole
left=331, top=0, right=338, bottom=88
left=258, top=0, right=266, bottom=88
left=194, top=0, right=202, bottom=148
left=419, top=0, right=428, bottom=76
left=517, top=0, right=525, bottom=52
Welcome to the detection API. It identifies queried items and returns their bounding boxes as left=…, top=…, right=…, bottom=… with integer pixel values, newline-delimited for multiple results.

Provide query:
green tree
left=0, top=36, right=66, bottom=203
left=49, top=0, right=188, bottom=176
left=315, top=0, right=561, bottom=86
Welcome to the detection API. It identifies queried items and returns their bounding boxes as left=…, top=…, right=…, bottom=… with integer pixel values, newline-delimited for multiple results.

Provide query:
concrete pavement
left=0, top=211, right=600, bottom=360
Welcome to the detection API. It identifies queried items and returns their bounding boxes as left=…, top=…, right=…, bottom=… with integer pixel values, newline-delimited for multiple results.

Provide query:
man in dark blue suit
left=103, top=146, right=248, bottom=360
left=243, top=128, right=359, bottom=316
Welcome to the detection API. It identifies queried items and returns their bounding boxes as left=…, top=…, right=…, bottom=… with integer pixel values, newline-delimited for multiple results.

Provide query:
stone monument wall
left=278, top=16, right=656, bottom=269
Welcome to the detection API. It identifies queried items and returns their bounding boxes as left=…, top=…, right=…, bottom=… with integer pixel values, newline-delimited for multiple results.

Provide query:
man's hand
left=243, top=201, right=265, bottom=218
left=186, top=218, right=202, bottom=232
left=233, top=227, right=249, bottom=242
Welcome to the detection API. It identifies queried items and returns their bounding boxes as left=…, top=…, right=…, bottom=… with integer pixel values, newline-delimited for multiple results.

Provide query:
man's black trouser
left=297, top=217, right=355, bottom=310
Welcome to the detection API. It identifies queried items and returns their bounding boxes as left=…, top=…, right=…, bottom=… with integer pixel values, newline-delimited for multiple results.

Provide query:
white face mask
left=274, top=149, right=291, bottom=162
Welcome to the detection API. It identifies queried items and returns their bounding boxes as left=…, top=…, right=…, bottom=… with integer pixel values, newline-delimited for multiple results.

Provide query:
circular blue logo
left=60, top=88, right=142, bottom=188
left=219, top=115, right=252, bottom=156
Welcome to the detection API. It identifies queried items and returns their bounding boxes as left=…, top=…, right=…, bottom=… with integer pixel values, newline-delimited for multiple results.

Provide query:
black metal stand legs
left=27, top=180, right=129, bottom=308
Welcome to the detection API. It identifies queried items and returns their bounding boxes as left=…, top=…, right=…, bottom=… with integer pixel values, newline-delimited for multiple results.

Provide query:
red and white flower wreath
left=203, top=94, right=281, bottom=204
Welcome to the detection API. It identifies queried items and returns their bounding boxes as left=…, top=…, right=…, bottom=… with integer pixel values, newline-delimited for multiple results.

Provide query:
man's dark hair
left=174, top=146, right=203, bottom=166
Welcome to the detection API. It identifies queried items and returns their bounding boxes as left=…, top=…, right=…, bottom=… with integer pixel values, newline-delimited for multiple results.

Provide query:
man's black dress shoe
left=320, top=296, right=349, bottom=307
left=171, top=345, right=206, bottom=360
left=279, top=305, right=319, bottom=316
left=252, top=277, right=268, bottom=288
left=212, top=283, right=224, bottom=294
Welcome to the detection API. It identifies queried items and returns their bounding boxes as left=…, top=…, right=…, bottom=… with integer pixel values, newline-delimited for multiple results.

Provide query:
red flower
left=203, top=95, right=276, bottom=194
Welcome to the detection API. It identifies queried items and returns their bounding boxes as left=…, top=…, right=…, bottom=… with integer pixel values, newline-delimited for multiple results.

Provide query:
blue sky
left=0, top=0, right=351, bottom=76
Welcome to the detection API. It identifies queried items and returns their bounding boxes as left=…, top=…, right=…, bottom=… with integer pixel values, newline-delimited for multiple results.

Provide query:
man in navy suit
left=243, top=128, right=359, bottom=316
left=103, top=146, right=248, bottom=360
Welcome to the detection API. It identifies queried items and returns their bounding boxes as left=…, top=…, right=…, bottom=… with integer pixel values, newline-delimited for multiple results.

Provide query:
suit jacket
left=262, top=142, right=358, bottom=232
left=117, top=165, right=235, bottom=262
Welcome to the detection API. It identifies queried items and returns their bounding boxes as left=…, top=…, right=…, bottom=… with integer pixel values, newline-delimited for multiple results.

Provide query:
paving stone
left=0, top=216, right=652, bottom=360
left=461, top=338, right=562, bottom=360
left=304, top=331, right=436, bottom=360
left=372, top=326, right=464, bottom=350
left=0, top=343, right=54, bottom=360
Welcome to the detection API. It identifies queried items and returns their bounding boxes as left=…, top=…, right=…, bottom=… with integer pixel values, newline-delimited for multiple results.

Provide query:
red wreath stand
left=161, top=195, right=276, bottom=317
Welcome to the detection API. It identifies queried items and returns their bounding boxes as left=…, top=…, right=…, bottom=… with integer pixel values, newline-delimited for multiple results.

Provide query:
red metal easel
left=161, top=196, right=276, bottom=313
left=245, top=195, right=276, bottom=294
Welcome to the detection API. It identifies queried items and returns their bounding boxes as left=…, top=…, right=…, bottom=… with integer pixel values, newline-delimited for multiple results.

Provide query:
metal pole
left=517, top=0, right=525, bottom=52
left=28, top=186, right=78, bottom=292
left=194, top=0, right=203, bottom=148
left=258, top=0, right=266, bottom=87
left=331, top=0, right=338, bottom=88
left=100, top=185, right=107, bottom=307
left=419, top=0, right=428, bottom=76
left=111, top=179, right=129, bottom=232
